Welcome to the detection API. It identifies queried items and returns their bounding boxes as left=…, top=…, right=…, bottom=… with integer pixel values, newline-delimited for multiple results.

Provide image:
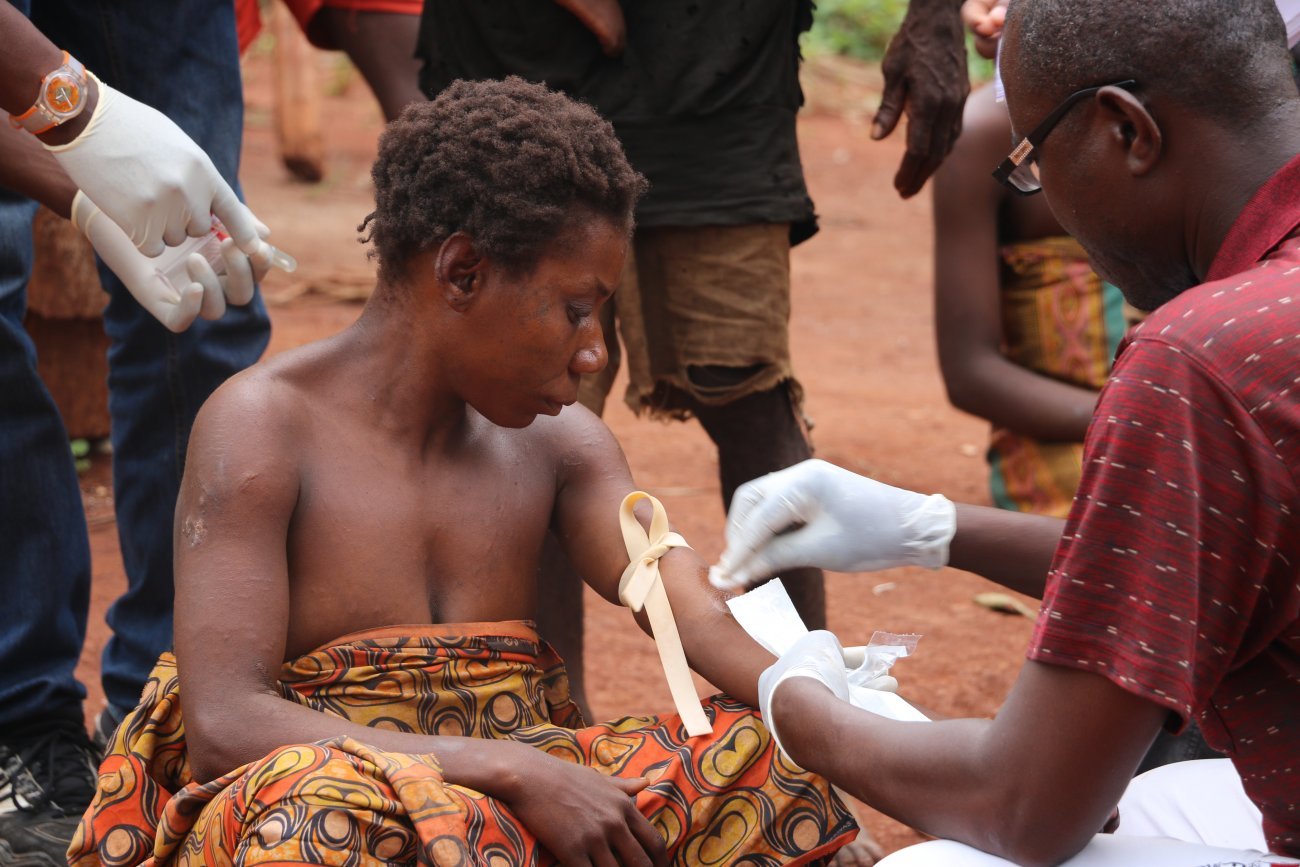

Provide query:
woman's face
left=455, top=216, right=628, bottom=428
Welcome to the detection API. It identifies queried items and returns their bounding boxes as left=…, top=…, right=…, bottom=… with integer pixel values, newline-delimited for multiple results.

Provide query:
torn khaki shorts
left=578, top=223, right=799, bottom=420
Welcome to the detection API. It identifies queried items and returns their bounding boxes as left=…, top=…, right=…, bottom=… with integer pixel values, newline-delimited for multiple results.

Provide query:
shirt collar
left=1206, top=151, right=1300, bottom=283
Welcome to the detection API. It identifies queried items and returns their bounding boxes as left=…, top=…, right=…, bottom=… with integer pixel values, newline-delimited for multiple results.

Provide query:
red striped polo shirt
left=1028, top=153, right=1300, bottom=856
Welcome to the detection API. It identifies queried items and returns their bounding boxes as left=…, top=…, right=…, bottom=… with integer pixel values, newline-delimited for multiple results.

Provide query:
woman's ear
left=1097, top=86, right=1162, bottom=178
left=434, top=232, right=485, bottom=310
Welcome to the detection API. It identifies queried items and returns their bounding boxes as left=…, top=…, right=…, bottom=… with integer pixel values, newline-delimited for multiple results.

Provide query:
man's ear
left=433, top=232, right=486, bottom=311
left=1096, top=86, right=1162, bottom=178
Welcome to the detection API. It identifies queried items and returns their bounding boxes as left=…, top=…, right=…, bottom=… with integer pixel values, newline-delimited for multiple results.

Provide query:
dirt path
left=77, top=51, right=1038, bottom=855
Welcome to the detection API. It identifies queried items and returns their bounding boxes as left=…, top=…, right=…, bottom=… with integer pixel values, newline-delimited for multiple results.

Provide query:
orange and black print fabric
left=70, top=621, right=857, bottom=865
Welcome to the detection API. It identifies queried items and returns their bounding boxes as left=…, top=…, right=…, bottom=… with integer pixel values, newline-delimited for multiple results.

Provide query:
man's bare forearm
left=774, top=679, right=1003, bottom=846
left=1, top=3, right=99, bottom=145
left=0, top=122, right=76, bottom=217
left=949, top=504, right=1064, bottom=599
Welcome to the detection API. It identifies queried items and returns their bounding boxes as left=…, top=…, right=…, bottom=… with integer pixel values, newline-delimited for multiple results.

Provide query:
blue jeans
left=0, top=0, right=270, bottom=728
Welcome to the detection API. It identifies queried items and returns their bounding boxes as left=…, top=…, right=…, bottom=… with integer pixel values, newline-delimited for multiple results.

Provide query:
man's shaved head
left=1005, top=0, right=1291, bottom=128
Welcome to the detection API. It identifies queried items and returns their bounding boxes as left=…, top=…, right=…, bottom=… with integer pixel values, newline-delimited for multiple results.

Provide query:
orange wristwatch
left=9, top=51, right=89, bottom=135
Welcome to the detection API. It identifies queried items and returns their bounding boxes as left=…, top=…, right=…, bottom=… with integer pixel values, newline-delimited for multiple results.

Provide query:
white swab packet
left=726, top=579, right=930, bottom=723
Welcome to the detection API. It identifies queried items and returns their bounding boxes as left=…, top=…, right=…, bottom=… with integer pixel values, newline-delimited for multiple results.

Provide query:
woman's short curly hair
left=362, top=76, right=648, bottom=283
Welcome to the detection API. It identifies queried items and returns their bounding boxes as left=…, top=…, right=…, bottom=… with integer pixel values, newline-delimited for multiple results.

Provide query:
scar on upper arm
left=180, top=514, right=207, bottom=547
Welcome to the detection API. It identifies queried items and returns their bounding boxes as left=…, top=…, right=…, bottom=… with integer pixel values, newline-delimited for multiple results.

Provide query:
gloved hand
left=73, top=192, right=268, bottom=333
left=758, top=630, right=851, bottom=761
left=712, top=459, right=956, bottom=592
left=843, top=646, right=901, bottom=693
left=46, top=74, right=265, bottom=258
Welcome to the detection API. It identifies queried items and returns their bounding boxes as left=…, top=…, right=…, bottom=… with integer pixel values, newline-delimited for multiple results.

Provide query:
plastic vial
left=157, top=220, right=229, bottom=294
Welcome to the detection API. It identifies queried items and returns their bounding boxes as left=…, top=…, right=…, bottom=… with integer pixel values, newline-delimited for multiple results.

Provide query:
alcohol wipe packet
left=726, top=579, right=930, bottom=722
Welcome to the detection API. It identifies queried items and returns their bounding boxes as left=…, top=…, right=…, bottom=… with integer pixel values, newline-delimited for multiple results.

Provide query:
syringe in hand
left=158, top=216, right=297, bottom=294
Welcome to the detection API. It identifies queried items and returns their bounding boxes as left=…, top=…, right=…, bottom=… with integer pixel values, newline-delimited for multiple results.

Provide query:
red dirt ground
left=76, top=50, right=1038, bottom=855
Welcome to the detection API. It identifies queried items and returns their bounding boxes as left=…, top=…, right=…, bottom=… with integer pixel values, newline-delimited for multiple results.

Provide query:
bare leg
left=689, top=375, right=827, bottom=630
left=535, top=531, right=594, bottom=721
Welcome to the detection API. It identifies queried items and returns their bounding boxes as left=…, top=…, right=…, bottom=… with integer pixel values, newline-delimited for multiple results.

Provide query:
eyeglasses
left=992, top=79, right=1138, bottom=195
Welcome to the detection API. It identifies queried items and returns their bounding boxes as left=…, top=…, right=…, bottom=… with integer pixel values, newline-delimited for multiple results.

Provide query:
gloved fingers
left=747, top=522, right=842, bottom=584
left=157, top=282, right=205, bottom=333
left=211, top=184, right=267, bottom=258
left=183, top=187, right=215, bottom=240
left=160, top=186, right=200, bottom=249
left=80, top=195, right=201, bottom=332
left=765, top=630, right=852, bottom=703
left=862, top=675, right=899, bottom=693
left=717, top=473, right=813, bottom=585
left=133, top=210, right=167, bottom=258
left=842, top=647, right=903, bottom=690
left=219, top=237, right=257, bottom=306
left=135, top=271, right=202, bottom=333
left=186, top=253, right=227, bottom=321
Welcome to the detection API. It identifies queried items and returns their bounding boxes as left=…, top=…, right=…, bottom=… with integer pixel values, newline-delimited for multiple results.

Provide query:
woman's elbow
left=940, top=371, right=990, bottom=421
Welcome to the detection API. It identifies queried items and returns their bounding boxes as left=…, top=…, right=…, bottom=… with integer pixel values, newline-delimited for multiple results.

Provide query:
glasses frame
left=992, top=79, right=1138, bottom=196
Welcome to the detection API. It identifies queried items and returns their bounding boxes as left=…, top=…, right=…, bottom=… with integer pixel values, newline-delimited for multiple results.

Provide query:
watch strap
left=9, top=51, right=88, bottom=135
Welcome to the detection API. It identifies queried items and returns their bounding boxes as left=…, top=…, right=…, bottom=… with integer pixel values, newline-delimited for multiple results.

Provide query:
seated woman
left=68, top=78, right=857, bottom=866
left=932, top=82, right=1130, bottom=519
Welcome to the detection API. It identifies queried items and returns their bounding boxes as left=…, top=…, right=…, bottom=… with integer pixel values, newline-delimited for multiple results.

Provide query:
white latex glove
left=73, top=192, right=268, bottom=333
left=712, top=459, right=957, bottom=592
left=758, top=630, right=850, bottom=762
left=46, top=74, right=264, bottom=258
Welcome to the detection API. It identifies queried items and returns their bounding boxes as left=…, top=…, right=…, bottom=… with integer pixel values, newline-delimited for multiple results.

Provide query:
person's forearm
left=0, top=122, right=77, bottom=217
left=772, top=663, right=1163, bottom=866
left=774, top=679, right=1009, bottom=852
left=0, top=3, right=64, bottom=113
left=943, top=352, right=1098, bottom=442
left=948, top=504, right=1063, bottom=598
left=0, top=4, right=98, bottom=145
left=654, top=549, right=771, bottom=708
left=186, top=689, right=534, bottom=794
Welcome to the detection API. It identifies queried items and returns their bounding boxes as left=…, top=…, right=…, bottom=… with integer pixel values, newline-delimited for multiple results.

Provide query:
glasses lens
left=1006, top=159, right=1041, bottom=193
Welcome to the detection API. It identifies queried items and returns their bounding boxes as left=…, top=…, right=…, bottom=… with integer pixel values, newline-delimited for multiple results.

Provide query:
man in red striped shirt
left=710, top=0, right=1300, bottom=864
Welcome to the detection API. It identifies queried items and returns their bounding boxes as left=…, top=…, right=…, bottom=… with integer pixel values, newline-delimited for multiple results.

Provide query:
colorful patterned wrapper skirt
left=70, top=621, right=857, bottom=865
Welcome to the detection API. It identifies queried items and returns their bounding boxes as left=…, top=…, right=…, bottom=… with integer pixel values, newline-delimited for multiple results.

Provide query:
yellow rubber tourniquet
left=618, top=492, right=712, bottom=737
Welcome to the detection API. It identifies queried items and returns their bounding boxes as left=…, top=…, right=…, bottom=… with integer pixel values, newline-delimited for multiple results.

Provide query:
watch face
left=45, top=73, right=83, bottom=116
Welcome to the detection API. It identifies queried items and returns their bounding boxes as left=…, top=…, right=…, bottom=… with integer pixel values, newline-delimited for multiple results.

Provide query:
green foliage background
left=803, top=0, right=910, bottom=61
left=804, top=0, right=996, bottom=79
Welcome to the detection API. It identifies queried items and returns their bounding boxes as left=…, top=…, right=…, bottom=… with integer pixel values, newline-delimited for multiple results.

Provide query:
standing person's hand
left=961, top=0, right=1008, bottom=58
left=711, top=459, right=956, bottom=591
left=44, top=76, right=267, bottom=259
left=873, top=0, right=971, bottom=198
left=73, top=192, right=268, bottom=333
left=497, top=746, right=668, bottom=866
